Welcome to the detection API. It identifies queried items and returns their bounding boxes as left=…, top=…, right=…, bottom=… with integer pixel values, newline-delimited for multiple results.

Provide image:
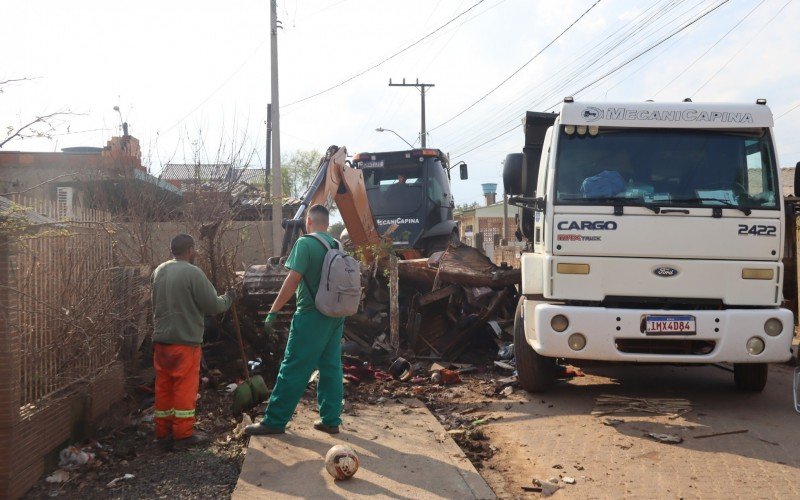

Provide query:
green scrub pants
left=261, top=309, right=345, bottom=429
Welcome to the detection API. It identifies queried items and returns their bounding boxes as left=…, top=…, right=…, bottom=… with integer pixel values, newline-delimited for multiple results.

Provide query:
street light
left=375, top=127, right=414, bottom=149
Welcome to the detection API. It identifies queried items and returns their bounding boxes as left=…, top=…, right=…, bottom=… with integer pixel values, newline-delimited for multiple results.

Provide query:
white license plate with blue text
left=645, top=315, right=696, bottom=335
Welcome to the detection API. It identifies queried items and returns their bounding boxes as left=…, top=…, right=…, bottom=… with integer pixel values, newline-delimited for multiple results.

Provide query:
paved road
left=472, top=363, right=800, bottom=499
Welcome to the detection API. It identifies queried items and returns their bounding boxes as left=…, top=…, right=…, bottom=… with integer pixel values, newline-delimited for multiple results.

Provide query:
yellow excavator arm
left=280, top=145, right=382, bottom=260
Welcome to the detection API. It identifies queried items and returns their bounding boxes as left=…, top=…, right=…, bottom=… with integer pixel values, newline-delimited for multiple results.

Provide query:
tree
left=455, top=201, right=480, bottom=212
left=1, top=77, right=74, bottom=149
left=281, top=149, right=322, bottom=198
left=328, top=221, right=345, bottom=239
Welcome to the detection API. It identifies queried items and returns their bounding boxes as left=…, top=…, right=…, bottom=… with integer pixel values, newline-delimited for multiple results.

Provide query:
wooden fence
left=15, top=231, right=116, bottom=409
left=8, top=194, right=110, bottom=223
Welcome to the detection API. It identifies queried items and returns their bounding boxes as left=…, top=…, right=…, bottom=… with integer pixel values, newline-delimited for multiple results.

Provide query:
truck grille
left=615, top=338, right=715, bottom=355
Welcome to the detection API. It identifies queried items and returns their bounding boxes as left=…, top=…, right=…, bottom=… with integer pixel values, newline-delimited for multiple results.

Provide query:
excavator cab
left=353, top=148, right=460, bottom=255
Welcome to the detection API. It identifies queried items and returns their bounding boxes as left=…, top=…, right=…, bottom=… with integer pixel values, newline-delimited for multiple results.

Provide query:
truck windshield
left=554, top=128, right=779, bottom=210
left=363, top=164, right=424, bottom=215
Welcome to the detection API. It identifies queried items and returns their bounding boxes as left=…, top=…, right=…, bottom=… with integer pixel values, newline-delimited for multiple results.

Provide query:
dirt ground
left=23, top=366, right=249, bottom=500
left=23, top=355, right=800, bottom=499
left=425, top=363, right=800, bottom=499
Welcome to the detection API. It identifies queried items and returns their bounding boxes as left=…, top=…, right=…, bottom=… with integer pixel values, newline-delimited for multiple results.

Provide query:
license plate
left=645, top=315, right=696, bottom=335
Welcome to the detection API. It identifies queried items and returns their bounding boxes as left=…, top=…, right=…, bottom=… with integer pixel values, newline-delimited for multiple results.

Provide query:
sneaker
left=244, top=422, right=286, bottom=436
left=173, top=432, right=210, bottom=450
left=313, top=420, right=340, bottom=434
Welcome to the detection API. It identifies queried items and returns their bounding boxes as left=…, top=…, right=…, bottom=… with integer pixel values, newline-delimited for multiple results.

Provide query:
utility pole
left=265, top=103, right=272, bottom=199
left=270, top=0, right=283, bottom=256
left=388, top=78, right=435, bottom=147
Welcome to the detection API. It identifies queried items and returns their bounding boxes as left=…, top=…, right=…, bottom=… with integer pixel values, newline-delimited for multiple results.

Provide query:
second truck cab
left=353, top=148, right=462, bottom=254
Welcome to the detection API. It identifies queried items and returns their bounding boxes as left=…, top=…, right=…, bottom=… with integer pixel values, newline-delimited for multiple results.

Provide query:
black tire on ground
left=514, top=297, right=555, bottom=393
left=733, top=363, right=768, bottom=392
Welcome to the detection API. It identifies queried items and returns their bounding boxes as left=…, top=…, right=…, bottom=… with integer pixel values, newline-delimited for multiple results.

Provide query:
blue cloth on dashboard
left=580, top=170, right=625, bottom=198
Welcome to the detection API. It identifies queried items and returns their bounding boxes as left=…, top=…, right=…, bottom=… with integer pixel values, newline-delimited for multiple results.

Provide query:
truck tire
left=733, top=363, right=768, bottom=392
left=514, top=297, right=555, bottom=393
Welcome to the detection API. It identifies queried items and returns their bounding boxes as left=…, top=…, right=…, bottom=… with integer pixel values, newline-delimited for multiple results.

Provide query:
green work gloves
left=264, top=312, right=278, bottom=334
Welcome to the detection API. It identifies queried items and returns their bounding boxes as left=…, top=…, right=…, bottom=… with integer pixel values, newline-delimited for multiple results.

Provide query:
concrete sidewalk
left=233, top=398, right=495, bottom=499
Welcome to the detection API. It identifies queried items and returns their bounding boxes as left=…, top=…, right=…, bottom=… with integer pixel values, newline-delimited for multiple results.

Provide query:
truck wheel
left=514, top=297, right=555, bottom=393
left=733, top=363, right=768, bottom=392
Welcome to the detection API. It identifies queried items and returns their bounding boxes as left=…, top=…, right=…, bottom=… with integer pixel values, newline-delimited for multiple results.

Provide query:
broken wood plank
left=417, top=285, right=458, bottom=307
left=693, top=429, right=748, bottom=439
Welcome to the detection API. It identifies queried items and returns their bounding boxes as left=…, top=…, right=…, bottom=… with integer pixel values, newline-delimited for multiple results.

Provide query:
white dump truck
left=503, top=99, right=796, bottom=393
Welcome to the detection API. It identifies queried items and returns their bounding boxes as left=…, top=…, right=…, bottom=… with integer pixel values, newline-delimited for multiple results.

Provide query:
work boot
left=244, top=422, right=285, bottom=436
left=155, top=437, right=173, bottom=452
left=173, top=431, right=210, bottom=450
left=313, top=420, right=340, bottom=434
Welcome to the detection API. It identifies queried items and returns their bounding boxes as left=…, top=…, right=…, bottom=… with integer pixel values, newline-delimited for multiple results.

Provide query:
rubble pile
left=344, top=243, right=521, bottom=362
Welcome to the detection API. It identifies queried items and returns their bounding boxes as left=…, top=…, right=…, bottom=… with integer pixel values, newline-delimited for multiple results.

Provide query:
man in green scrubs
left=246, top=204, right=345, bottom=435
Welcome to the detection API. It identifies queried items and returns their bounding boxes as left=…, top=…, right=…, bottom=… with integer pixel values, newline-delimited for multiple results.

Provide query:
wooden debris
left=592, top=395, right=692, bottom=417
left=693, top=429, right=748, bottom=439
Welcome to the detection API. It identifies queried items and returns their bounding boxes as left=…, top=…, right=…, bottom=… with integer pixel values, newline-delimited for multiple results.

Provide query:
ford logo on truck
left=653, top=266, right=679, bottom=278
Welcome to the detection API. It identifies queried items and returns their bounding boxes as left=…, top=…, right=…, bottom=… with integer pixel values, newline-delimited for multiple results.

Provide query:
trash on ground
left=45, top=470, right=69, bottom=484
left=563, top=476, right=576, bottom=484
left=58, top=446, right=95, bottom=470
left=533, top=478, right=561, bottom=497
left=494, top=360, right=515, bottom=371
left=602, top=418, right=624, bottom=427
left=646, top=432, right=683, bottom=444
left=234, top=413, right=253, bottom=438
left=106, top=473, right=135, bottom=488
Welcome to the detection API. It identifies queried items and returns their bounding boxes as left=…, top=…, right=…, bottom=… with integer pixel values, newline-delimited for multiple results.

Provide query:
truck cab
left=505, top=99, right=794, bottom=393
left=353, top=148, right=462, bottom=255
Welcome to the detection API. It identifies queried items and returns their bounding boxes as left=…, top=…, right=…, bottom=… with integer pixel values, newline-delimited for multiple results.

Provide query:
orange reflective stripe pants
left=154, top=343, right=201, bottom=439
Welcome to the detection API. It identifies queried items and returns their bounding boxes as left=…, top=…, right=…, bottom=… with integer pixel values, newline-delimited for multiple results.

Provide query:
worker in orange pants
left=154, top=343, right=201, bottom=441
left=151, top=233, right=234, bottom=449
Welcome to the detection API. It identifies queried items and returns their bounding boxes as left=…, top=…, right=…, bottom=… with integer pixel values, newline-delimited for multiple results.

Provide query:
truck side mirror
left=794, top=161, right=800, bottom=197
left=503, top=153, right=524, bottom=195
left=460, top=163, right=468, bottom=180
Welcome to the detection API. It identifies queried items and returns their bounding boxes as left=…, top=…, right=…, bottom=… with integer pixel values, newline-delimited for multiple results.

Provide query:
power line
left=776, top=101, right=800, bottom=120
left=449, top=0, right=733, bottom=157
left=693, top=0, right=793, bottom=95
left=281, top=0, right=487, bottom=108
left=652, top=0, right=767, bottom=98
left=430, top=0, right=603, bottom=133
left=161, top=38, right=268, bottom=135
left=549, top=0, right=733, bottom=108
left=437, top=0, right=684, bottom=150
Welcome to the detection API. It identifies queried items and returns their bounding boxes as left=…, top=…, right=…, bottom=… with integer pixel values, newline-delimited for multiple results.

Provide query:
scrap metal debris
left=592, top=395, right=692, bottom=418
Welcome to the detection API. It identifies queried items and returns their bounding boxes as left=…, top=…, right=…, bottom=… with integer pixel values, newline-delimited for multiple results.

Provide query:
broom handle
left=231, top=302, right=250, bottom=380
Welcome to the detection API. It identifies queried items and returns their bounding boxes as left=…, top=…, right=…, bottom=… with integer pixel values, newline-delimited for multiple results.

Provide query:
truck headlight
left=551, top=315, right=569, bottom=332
left=764, top=318, right=783, bottom=337
left=746, top=337, right=765, bottom=355
left=568, top=333, right=586, bottom=351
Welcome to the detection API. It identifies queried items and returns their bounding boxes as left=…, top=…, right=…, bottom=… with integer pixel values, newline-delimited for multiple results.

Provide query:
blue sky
left=2, top=0, right=799, bottom=205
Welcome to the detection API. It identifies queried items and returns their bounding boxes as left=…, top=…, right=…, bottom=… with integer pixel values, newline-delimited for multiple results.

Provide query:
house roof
left=235, top=168, right=267, bottom=185
left=160, top=163, right=232, bottom=181
left=0, top=196, right=58, bottom=225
